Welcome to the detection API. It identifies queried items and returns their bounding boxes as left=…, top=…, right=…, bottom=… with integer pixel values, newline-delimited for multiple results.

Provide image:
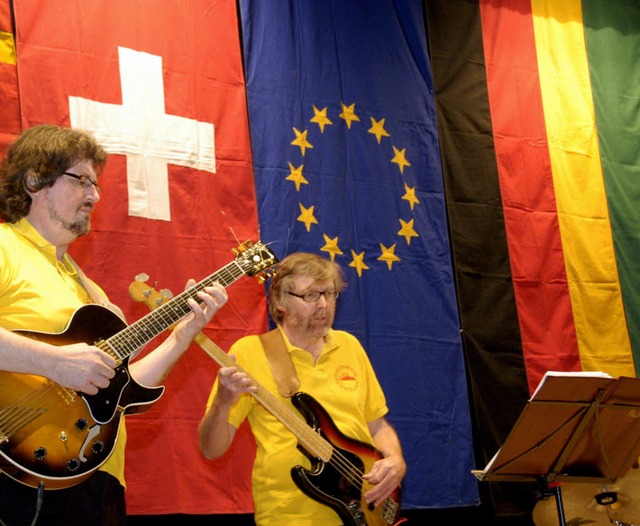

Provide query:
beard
left=66, top=218, right=91, bottom=236
left=289, top=307, right=335, bottom=339
left=45, top=194, right=91, bottom=237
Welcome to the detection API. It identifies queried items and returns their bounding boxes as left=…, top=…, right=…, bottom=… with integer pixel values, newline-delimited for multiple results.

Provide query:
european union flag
left=240, top=0, right=478, bottom=508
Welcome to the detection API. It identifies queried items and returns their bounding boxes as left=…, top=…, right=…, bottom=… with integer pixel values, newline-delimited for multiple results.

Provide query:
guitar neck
left=107, top=261, right=245, bottom=360
left=194, top=334, right=333, bottom=461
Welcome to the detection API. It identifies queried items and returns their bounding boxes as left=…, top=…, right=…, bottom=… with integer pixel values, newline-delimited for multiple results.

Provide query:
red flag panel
left=0, top=0, right=20, bottom=154
left=479, top=0, right=581, bottom=393
left=13, top=0, right=261, bottom=514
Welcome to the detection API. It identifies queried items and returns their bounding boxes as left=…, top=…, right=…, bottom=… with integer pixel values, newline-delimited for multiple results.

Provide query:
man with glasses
left=199, top=252, right=406, bottom=526
left=0, top=124, right=228, bottom=525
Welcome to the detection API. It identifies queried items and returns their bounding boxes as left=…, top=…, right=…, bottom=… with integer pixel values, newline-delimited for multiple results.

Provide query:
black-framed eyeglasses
left=63, top=172, right=101, bottom=194
left=287, top=290, right=340, bottom=303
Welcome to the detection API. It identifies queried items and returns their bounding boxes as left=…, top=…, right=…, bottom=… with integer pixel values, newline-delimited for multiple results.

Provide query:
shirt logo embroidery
left=334, top=365, right=359, bottom=391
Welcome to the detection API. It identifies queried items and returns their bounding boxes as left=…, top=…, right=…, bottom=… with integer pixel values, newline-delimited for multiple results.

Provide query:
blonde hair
left=268, top=252, right=346, bottom=324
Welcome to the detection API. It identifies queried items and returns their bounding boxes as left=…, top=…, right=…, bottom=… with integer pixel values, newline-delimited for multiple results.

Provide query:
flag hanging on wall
left=12, top=0, right=261, bottom=515
left=426, top=0, right=640, bottom=516
left=239, top=0, right=479, bottom=509
left=0, top=0, right=19, bottom=153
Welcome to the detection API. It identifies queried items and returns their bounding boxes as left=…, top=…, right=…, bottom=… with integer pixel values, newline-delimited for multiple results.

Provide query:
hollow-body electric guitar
left=131, top=282, right=406, bottom=526
left=0, top=241, right=278, bottom=490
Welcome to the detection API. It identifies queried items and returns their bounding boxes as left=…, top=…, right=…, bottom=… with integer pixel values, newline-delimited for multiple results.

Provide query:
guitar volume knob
left=75, top=418, right=89, bottom=431
left=33, top=447, right=47, bottom=461
left=66, top=458, right=81, bottom=472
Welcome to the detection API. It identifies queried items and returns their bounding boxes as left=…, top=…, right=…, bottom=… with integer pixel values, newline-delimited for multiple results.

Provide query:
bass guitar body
left=0, top=304, right=163, bottom=489
left=290, top=392, right=405, bottom=526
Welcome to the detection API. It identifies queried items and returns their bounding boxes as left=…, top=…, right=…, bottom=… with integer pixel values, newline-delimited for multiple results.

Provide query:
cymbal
left=533, top=469, right=640, bottom=525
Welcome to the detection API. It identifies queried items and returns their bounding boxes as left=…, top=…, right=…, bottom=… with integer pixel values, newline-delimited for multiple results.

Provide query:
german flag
left=426, top=0, right=640, bottom=515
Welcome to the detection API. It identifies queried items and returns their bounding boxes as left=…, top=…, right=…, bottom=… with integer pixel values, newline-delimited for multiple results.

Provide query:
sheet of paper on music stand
left=472, top=371, right=640, bottom=484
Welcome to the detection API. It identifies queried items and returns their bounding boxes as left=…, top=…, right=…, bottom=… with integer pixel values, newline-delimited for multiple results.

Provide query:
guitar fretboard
left=107, top=261, right=245, bottom=360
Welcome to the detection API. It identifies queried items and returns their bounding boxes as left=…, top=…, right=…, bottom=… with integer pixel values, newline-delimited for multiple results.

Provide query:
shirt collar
left=11, top=218, right=77, bottom=276
left=277, top=325, right=339, bottom=354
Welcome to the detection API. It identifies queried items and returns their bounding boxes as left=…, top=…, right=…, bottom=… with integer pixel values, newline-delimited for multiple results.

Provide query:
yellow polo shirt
left=0, top=218, right=127, bottom=487
left=206, top=326, right=388, bottom=526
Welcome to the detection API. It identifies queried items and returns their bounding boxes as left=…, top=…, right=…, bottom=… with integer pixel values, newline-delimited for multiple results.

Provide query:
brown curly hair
left=0, top=124, right=107, bottom=222
left=268, top=252, right=346, bottom=324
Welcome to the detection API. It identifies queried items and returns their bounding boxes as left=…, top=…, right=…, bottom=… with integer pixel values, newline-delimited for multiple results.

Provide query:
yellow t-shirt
left=0, top=218, right=127, bottom=487
left=206, top=326, right=388, bottom=526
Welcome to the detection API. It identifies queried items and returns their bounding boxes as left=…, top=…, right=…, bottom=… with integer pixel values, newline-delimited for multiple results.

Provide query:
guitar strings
left=0, top=380, right=58, bottom=438
left=105, top=263, right=245, bottom=361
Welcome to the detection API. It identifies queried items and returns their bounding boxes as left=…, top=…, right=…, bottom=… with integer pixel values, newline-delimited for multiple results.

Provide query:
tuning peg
left=135, top=273, right=150, bottom=282
left=159, top=289, right=173, bottom=299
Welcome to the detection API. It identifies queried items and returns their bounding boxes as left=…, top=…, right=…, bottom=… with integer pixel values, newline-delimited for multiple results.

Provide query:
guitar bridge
left=347, top=500, right=367, bottom=526
left=381, top=497, right=400, bottom=524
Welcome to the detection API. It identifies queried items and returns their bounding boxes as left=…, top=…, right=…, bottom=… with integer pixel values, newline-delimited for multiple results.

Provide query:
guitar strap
left=259, top=327, right=300, bottom=398
left=66, top=255, right=127, bottom=323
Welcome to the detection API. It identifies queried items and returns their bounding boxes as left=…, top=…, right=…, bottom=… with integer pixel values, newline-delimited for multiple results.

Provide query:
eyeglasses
left=63, top=172, right=101, bottom=194
left=287, top=290, right=340, bottom=303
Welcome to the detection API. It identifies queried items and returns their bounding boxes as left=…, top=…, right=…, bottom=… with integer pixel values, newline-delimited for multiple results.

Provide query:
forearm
left=0, top=326, right=59, bottom=376
left=372, top=423, right=405, bottom=465
left=369, top=418, right=407, bottom=483
left=128, top=282, right=227, bottom=386
left=198, top=400, right=237, bottom=459
left=363, top=418, right=407, bottom=506
left=0, top=326, right=117, bottom=394
left=128, top=330, right=190, bottom=387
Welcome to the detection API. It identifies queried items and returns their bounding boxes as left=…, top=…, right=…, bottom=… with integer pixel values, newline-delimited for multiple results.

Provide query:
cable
left=29, top=481, right=45, bottom=526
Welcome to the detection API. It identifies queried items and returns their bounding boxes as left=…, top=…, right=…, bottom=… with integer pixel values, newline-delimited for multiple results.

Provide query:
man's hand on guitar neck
left=129, top=280, right=228, bottom=388
left=215, top=354, right=258, bottom=404
left=199, top=354, right=257, bottom=460
left=170, top=280, right=229, bottom=345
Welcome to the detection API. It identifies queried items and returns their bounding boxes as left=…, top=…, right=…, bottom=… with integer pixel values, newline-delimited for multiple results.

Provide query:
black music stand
left=472, top=372, right=640, bottom=525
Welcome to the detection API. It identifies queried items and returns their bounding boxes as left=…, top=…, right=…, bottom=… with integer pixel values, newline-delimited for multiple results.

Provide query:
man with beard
left=198, top=252, right=406, bottom=526
left=0, top=124, right=228, bottom=525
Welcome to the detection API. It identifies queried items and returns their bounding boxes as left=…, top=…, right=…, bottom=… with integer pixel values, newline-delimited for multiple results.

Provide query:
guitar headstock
left=233, top=240, right=279, bottom=283
left=129, top=277, right=172, bottom=312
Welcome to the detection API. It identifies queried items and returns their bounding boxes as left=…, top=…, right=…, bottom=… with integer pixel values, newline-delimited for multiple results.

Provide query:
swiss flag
left=13, top=0, right=262, bottom=515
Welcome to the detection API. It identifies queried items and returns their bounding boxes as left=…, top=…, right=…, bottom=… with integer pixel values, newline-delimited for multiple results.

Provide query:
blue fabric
left=239, top=0, right=479, bottom=509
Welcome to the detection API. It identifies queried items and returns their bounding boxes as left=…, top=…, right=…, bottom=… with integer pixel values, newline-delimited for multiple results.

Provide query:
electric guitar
left=0, top=241, right=278, bottom=490
left=131, top=282, right=406, bottom=526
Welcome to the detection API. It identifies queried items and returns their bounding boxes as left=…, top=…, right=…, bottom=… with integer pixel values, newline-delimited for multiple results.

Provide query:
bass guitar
left=131, top=282, right=406, bottom=526
left=0, top=241, right=278, bottom=490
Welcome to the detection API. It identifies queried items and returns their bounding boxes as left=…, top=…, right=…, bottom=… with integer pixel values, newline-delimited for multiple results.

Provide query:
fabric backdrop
left=3, top=0, right=640, bottom=519
left=0, top=0, right=19, bottom=153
